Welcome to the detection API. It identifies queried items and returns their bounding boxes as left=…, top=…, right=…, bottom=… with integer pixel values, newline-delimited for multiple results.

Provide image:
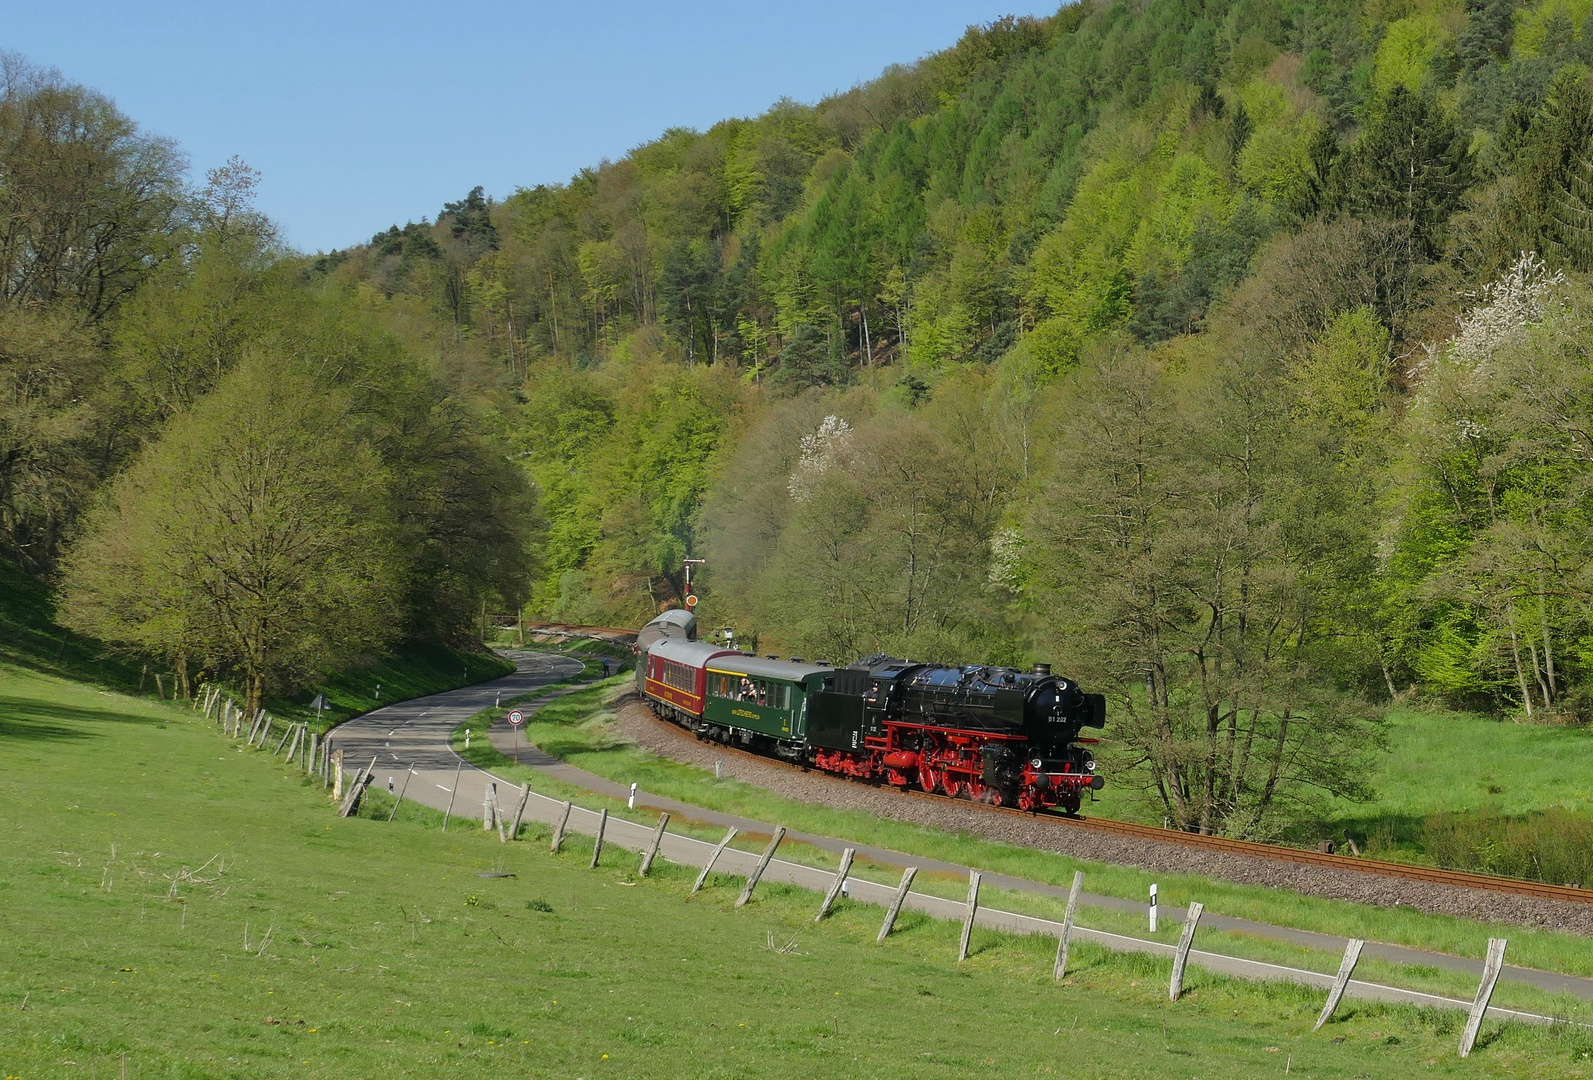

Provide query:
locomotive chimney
left=1032, top=663, right=1051, bottom=676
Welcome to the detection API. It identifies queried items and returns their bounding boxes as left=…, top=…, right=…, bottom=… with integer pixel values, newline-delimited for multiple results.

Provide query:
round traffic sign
left=685, top=593, right=699, bottom=608
left=507, top=709, right=525, bottom=727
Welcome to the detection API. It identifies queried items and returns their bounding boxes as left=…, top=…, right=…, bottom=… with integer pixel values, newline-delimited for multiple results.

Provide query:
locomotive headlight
left=1084, top=758, right=1097, bottom=772
left=1030, top=758, right=1043, bottom=769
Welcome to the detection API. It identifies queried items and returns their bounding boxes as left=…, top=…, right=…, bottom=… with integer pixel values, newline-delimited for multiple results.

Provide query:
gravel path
left=613, top=696, right=1593, bottom=936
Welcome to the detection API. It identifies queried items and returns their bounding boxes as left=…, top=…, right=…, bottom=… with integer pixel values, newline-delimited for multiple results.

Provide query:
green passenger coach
left=702, top=655, right=833, bottom=751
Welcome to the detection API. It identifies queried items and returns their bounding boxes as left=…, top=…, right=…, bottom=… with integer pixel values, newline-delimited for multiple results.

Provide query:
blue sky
left=7, top=2, right=1051, bottom=253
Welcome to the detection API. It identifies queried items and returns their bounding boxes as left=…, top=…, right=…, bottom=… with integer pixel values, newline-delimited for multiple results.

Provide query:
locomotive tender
left=635, top=610, right=1106, bottom=813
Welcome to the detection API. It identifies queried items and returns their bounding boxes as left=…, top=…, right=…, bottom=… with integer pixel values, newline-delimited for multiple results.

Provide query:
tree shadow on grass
left=0, top=693, right=166, bottom=741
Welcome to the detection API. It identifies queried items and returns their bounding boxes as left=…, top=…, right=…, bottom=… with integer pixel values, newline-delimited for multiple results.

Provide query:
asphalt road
left=326, top=649, right=1593, bottom=1012
left=326, top=650, right=584, bottom=824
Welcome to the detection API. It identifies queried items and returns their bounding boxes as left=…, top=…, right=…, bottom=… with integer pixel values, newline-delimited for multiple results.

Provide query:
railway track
left=529, top=621, right=1593, bottom=908
left=636, top=704, right=1593, bottom=908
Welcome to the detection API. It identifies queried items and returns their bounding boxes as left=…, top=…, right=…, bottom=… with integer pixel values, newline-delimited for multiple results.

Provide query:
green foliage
left=1329, top=84, right=1472, bottom=258
left=512, top=343, right=741, bottom=622
left=60, top=357, right=403, bottom=714
left=19, top=0, right=1593, bottom=820
left=770, top=323, right=848, bottom=391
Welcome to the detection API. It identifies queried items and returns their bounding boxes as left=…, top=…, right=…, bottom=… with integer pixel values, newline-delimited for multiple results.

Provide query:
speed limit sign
left=507, top=709, right=525, bottom=727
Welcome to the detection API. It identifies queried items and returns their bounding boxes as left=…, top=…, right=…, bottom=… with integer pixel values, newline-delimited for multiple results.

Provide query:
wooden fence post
left=639, top=813, right=670, bottom=876
left=274, top=723, right=294, bottom=756
left=589, top=808, right=608, bottom=868
left=815, top=848, right=855, bottom=922
left=483, top=782, right=497, bottom=831
left=876, top=867, right=919, bottom=943
left=1313, top=938, right=1365, bottom=1031
left=331, top=748, right=344, bottom=799
left=693, top=828, right=738, bottom=893
left=1169, top=901, right=1205, bottom=1001
left=735, top=827, right=786, bottom=907
left=337, top=756, right=378, bottom=818
left=387, top=766, right=414, bottom=822
left=508, top=785, right=531, bottom=840
left=440, top=761, right=462, bottom=832
left=550, top=801, right=573, bottom=853
left=1053, top=870, right=1085, bottom=980
left=958, top=870, right=982, bottom=962
left=1458, top=938, right=1508, bottom=1058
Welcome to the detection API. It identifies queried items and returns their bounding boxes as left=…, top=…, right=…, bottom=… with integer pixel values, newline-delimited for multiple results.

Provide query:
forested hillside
left=0, top=57, right=533, bottom=717
left=14, top=0, right=1593, bottom=834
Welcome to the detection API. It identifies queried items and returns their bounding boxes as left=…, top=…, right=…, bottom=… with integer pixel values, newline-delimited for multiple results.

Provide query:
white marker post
left=1149, top=884, right=1159, bottom=933
left=628, top=783, right=637, bottom=810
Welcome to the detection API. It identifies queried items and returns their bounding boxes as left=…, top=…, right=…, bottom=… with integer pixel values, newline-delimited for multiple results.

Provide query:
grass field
left=8, top=664, right=1593, bottom=1077
left=1326, top=707, right=1593, bottom=847
left=449, top=680, right=1593, bottom=996
left=1086, top=702, right=1593, bottom=837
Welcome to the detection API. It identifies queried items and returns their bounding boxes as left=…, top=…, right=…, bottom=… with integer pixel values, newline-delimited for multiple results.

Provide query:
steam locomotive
left=635, top=610, right=1105, bottom=813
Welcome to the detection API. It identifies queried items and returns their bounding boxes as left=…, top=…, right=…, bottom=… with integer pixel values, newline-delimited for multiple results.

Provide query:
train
left=634, top=609, right=1106, bottom=814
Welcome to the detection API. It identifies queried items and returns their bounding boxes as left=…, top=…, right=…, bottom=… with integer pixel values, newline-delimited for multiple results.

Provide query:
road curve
left=326, top=649, right=584, bottom=821
left=325, top=650, right=1593, bottom=1012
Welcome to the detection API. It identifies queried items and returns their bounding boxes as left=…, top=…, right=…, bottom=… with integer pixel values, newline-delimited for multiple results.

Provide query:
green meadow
left=7, top=662, right=1593, bottom=1078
